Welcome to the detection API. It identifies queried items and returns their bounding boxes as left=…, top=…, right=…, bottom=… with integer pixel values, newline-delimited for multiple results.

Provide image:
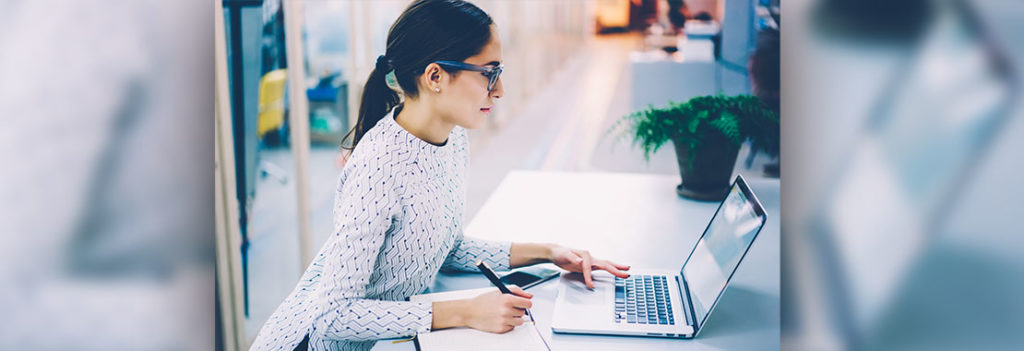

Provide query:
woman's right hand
left=462, top=286, right=534, bottom=333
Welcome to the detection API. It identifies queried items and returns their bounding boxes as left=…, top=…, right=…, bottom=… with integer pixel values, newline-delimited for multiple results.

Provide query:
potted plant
left=611, top=94, right=779, bottom=201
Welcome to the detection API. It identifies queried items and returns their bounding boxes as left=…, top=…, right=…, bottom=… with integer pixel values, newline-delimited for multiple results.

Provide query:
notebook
left=409, top=287, right=550, bottom=351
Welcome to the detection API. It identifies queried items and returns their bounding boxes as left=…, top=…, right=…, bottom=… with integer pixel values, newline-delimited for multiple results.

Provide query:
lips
left=480, top=106, right=492, bottom=113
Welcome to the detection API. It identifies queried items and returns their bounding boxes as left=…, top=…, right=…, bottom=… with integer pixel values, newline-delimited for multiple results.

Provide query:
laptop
left=551, top=175, right=767, bottom=338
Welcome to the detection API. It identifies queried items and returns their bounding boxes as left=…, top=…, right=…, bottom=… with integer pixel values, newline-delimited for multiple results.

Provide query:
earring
left=435, top=87, right=441, bottom=93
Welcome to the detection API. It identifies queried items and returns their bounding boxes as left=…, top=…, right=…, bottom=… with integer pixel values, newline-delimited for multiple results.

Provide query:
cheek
left=452, top=102, right=486, bottom=129
left=444, top=83, right=487, bottom=127
left=457, top=74, right=489, bottom=99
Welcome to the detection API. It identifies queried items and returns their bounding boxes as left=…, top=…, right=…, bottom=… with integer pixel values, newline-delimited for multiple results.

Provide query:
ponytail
left=342, top=55, right=400, bottom=151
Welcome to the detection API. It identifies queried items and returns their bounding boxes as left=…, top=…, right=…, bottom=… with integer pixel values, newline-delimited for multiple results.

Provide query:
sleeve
left=313, top=166, right=433, bottom=342
left=440, top=235, right=512, bottom=272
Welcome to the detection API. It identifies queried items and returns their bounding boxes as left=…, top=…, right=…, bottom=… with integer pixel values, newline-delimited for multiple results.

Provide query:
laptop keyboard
left=614, top=275, right=675, bottom=325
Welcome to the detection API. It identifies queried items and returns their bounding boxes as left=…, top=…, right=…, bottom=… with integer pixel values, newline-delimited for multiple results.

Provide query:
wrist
left=510, top=242, right=554, bottom=268
left=541, top=243, right=556, bottom=263
left=528, top=242, right=555, bottom=264
left=431, top=299, right=468, bottom=330
left=451, top=299, right=468, bottom=327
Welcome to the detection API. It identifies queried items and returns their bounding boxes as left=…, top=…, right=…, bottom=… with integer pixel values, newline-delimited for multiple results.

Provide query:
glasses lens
left=488, top=66, right=502, bottom=91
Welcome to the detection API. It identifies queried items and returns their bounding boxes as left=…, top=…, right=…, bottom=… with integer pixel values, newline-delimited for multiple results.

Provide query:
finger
left=595, top=262, right=630, bottom=278
left=579, top=250, right=594, bottom=289
left=509, top=295, right=534, bottom=309
left=508, top=285, right=534, bottom=299
left=506, top=308, right=525, bottom=317
left=608, top=261, right=631, bottom=271
left=508, top=316, right=525, bottom=327
left=596, top=261, right=629, bottom=277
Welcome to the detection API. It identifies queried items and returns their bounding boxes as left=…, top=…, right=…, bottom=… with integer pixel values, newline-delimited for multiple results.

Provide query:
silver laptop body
left=551, top=175, right=768, bottom=338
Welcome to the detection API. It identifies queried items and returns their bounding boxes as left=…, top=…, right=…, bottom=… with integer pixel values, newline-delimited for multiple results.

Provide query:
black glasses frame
left=434, top=60, right=503, bottom=91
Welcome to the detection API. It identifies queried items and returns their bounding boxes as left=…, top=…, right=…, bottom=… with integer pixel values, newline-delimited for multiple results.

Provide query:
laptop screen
left=680, top=177, right=767, bottom=330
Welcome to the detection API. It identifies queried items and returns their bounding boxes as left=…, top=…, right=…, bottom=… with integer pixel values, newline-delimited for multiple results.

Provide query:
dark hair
left=342, top=0, right=494, bottom=151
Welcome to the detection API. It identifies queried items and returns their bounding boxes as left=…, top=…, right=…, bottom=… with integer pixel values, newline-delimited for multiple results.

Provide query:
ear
left=421, top=62, right=445, bottom=92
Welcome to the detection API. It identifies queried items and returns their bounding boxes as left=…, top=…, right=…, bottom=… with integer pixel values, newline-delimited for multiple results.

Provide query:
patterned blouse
left=251, top=106, right=512, bottom=351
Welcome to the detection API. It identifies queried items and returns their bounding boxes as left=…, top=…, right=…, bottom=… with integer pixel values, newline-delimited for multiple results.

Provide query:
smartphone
left=499, top=266, right=561, bottom=289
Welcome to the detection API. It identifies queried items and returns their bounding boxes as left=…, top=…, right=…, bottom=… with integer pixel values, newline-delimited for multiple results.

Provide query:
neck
left=394, top=99, right=453, bottom=146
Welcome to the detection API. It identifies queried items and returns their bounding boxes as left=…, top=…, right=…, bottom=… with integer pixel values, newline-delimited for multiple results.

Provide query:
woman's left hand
left=548, top=244, right=630, bottom=289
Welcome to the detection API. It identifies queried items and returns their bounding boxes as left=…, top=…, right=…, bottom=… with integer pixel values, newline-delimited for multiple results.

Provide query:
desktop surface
left=373, top=171, right=780, bottom=351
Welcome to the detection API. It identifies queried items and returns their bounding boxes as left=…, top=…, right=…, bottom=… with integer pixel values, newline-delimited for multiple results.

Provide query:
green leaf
left=607, top=94, right=780, bottom=163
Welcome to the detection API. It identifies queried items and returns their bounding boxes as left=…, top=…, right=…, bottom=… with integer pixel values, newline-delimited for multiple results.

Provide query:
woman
left=252, top=1, right=630, bottom=350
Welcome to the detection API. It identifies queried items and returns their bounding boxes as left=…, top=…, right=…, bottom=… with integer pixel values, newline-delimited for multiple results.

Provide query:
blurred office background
left=214, top=0, right=778, bottom=348
left=783, top=0, right=1024, bottom=350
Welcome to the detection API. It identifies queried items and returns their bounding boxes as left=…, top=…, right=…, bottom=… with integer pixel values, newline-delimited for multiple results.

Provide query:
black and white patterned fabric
left=251, top=107, right=511, bottom=351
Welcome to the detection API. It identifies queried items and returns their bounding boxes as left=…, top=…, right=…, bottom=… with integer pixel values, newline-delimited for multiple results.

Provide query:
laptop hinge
left=676, top=274, right=695, bottom=328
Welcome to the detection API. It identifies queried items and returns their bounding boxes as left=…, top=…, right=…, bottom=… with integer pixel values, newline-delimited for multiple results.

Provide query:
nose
left=490, top=76, right=504, bottom=99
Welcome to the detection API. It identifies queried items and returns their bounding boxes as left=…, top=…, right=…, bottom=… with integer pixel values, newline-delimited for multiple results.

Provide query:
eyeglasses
left=434, top=60, right=503, bottom=92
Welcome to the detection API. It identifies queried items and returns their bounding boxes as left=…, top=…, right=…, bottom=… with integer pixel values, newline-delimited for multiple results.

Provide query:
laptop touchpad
left=562, top=273, right=608, bottom=305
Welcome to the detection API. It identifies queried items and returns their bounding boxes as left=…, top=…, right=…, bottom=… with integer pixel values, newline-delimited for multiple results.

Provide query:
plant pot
left=672, top=132, right=740, bottom=201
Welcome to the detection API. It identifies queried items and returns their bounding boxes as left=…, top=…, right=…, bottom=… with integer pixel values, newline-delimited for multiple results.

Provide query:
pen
left=475, top=260, right=535, bottom=324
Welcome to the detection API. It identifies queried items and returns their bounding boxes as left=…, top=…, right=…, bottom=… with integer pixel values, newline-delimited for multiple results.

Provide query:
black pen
left=475, top=260, right=535, bottom=323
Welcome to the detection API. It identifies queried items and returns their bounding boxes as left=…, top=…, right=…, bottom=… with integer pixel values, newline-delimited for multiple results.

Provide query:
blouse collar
left=381, top=105, right=455, bottom=159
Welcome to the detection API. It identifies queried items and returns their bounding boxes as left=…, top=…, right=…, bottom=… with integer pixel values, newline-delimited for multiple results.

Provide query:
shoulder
left=347, top=118, right=407, bottom=168
left=337, top=121, right=410, bottom=192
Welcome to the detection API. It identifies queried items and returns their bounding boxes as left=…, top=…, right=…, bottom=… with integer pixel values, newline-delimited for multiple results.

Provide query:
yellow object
left=594, top=0, right=630, bottom=28
left=390, top=336, right=416, bottom=344
left=257, top=69, right=288, bottom=137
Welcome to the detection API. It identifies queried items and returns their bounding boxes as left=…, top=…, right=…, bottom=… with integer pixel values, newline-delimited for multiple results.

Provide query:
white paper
left=410, top=288, right=549, bottom=351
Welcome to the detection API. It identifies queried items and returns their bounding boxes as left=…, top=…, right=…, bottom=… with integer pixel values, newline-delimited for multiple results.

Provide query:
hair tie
left=377, top=55, right=402, bottom=93
left=375, top=55, right=392, bottom=72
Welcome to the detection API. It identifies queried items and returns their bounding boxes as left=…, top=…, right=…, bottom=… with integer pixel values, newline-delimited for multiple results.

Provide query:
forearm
left=317, top=299, right=432, bottom=341
left=509, top=242, right=553, bottom=268
left=442, top=237, right=512, bottom=272
left=431, top=299, right=467, bottom=330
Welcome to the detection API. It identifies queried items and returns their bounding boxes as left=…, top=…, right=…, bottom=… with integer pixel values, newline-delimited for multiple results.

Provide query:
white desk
left=375, top=171, right=780, bottom=350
